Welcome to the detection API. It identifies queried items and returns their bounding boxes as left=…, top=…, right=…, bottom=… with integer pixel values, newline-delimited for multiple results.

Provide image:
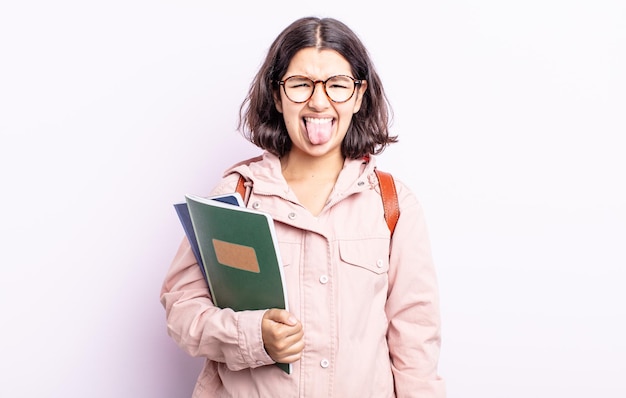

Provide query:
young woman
left=161, top=16, right=446, bottom=397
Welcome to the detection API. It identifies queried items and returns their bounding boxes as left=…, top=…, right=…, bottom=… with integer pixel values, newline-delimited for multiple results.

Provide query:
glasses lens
left=283, top=76, right=314, bottom=103
left=325, top=76, right=356, bottom=102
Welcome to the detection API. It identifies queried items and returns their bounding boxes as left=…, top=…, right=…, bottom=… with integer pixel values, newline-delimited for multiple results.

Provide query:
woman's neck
left=280, top=151, right=345, bottom=182
left=279, top=150, right=345, bottom=216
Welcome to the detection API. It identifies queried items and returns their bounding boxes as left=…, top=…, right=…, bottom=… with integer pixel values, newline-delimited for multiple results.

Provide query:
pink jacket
left=161, top=152, right=445, bottom=397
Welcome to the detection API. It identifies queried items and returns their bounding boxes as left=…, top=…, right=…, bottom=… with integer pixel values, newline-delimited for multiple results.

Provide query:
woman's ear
left=352, top=80, right=368, bottom=113
left=273, top=89, right=283, bottom=113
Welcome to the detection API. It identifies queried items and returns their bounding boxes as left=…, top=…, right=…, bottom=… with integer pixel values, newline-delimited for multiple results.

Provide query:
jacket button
left=376, top=259, right=384, bottom=268
left=319, top=275, right=328, bottom=284
left=288, top=212, right=297, bottom=220
left=252, top=201, right=261, bottom=209
left=320, top=359, right=329, bottom=368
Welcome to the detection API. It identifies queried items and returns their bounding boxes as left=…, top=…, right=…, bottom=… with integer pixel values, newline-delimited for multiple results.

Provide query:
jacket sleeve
left=159, top=176, right=276, bottom=371
left=385, top=181, right=446, bottom=397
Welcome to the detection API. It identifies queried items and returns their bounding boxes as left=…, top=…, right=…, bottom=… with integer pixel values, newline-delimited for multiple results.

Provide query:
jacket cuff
left=237, top=309, right=275, bottom=368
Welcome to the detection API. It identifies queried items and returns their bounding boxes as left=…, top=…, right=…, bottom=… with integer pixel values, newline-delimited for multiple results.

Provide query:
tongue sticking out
left=305, top=118, right=333, bottom=145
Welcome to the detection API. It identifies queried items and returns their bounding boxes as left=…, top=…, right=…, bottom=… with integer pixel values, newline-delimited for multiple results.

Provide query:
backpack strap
left=374, top=169, right=400, bottom=236
left=235, top=174, right=247, bottom=201
left=234, top=170, right=399, bottom=235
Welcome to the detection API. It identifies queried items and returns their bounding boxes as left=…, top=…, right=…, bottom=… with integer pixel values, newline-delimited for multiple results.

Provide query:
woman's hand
left=261, top=309, right=304, bottom=364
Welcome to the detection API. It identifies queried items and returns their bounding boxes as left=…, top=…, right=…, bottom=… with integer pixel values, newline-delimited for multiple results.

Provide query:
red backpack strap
left=374, top=169, right=400, bottom=236
left=235, top=175, right=248, bottom=204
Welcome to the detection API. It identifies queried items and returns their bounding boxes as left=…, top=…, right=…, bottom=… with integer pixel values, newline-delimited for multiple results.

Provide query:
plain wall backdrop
left=1, top=1, right=624, bottom=397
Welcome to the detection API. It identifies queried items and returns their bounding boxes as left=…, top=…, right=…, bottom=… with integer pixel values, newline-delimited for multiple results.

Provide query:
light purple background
left=1, top=1, right=625, bottom=397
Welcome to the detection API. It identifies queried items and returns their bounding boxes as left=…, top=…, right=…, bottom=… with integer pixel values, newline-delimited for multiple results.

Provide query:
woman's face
left=274, top=48, right=367, bottom=159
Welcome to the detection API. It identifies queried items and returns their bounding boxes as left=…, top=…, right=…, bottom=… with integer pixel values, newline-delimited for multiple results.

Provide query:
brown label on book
left=212, top=239, right=261, bottom=273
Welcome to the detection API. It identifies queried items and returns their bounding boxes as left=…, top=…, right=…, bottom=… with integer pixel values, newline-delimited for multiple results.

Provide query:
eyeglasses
left=277, top=75, right=363, bottom=104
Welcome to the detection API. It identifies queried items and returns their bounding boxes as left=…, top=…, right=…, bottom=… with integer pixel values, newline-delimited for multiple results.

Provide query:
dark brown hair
left=238, top=17, right=397, bottom=159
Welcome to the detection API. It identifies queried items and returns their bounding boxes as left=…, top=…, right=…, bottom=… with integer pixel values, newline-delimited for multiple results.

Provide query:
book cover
left=174, top=193, right=244, bottom=280
left=181, top=193, right=291, bottom=374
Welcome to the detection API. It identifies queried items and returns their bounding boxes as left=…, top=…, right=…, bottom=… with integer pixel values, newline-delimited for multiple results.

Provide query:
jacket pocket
left=338, top=238, right=390, bottom=274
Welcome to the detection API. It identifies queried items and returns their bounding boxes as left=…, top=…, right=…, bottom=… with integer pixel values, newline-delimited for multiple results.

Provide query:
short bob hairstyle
left=238, top=17, right=397, bottom=159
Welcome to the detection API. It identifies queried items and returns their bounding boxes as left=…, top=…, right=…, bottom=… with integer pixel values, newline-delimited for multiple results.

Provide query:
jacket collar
left=224, top=151, right=379, bottom=202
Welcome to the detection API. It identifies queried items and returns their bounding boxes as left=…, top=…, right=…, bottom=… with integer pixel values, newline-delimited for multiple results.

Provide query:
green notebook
left=184, top=194, right=291, bottom=374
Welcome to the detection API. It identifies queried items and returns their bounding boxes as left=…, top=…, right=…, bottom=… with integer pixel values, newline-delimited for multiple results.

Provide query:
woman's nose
left=307, top=82, right=331, bottom=110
